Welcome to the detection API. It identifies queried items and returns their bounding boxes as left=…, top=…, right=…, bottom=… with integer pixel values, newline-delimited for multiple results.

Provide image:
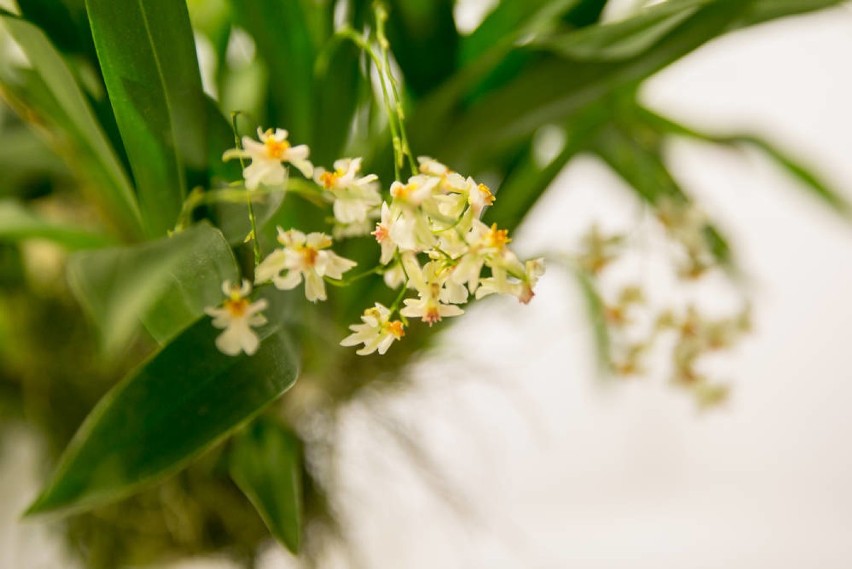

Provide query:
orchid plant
left=0, top=0, right=847, bottom=567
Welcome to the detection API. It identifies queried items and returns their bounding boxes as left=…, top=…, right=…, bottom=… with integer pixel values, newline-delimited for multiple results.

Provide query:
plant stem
left=231, top=112, right=262, bottom=266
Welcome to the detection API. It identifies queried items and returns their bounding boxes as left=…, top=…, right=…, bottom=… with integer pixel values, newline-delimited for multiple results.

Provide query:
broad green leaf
left=67, top=222, right=239, bottom=355
left=0, top=13, right=143, bottom=238
left=230, top=418, right=302, bottom=554
left=24, top=318, right=300, bottom=517
left=85, top=0, right=208, bottom=237
left=0, top=199, right=115, bottom=249
left=229, top=0, right=316, bottom=142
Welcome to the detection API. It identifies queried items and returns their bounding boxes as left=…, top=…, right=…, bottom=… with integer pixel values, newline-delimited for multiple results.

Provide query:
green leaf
left=590, top=120, right=733, bottom=265
left=85, top=0, right=208, bottom=237
left=637, top=107, right=851, bottom=216
left=742, top=0, right=847, bottom=26
left=484, top=105, right=608, bottom=232
left=537, top=0, right=710, bottom=61
left=385, top=0, right=459, bottom=97
left=0, top=199, right=115, bottom=249
left=0, top=13, right=143, bottom=238
left=229, top=0, right=317, bottom=141
left=572, top=267, right=612, bottom=376
left=17, top=0, right=94, bottom=57
left=67, top=222, right=239, bottom=355
left=312, top=37, right=363, bottom=165
left=24, top=318, right=300, bottom=517
left=461, top=0, right=578, bottom=64
left=412, top=0, right=748, bottom=171
left=230, top=418, right=302, bottom=554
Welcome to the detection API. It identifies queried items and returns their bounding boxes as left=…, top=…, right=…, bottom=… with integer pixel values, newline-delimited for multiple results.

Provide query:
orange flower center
left=385, top=320, right=405, bottom=339
left=319, top=171, right=339, bottom=189
left=485, top=223, right=511, bottom=249
left=300, top=246, right=318, bottom=267
left=225, top=297, right=249, bottom=318
left=264, top=136, right=290, bottom=160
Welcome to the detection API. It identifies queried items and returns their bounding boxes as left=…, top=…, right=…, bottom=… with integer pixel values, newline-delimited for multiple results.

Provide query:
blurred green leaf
left=85, top=0, right=208, bottom=237
left=0, top=13, right=143, bottom=238
left=384, top=0, right=458, bottom=97
left=17, top=0, right=94, bottom=57
left=25, top=318, right=299, bottom=517
left=537, top=0, right=709, bottom=61
left=485, top=106, right=608, bottom=232
left=67, top=222, right=239, bottom=355
left=637, top=106, right=851, bottom=216
left=313, top=38, right=363, bottom=165
left=229, top=0, right=316, bottom=141
left=742, top=0, right=847, bottom=26
left=590, top=120, right=733, bottom=265
left=0, top=199, right=115, bottom=249
left=230, top=418, right=302, bottom=554
left=573, top=267, right=611, bottom=376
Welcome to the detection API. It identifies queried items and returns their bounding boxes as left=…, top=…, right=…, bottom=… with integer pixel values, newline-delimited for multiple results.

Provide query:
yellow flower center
left=485, top=223, right=511, bottom=249
left=384, top=320, right=405, bottom=339
left=263, top=134, right=291, bottom=160
left=319, top=171, right=340, bottom=189
left=477, top=183, right=495, bottom=206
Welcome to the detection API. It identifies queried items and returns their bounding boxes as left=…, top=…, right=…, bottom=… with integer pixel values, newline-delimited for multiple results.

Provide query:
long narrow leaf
left=85, top=0, right=208, bottom=237
left=0, top=13, right=143, bottom=238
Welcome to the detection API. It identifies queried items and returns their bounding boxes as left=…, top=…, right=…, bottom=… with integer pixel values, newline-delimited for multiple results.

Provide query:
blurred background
left=3, top=1, right=852, bottom=568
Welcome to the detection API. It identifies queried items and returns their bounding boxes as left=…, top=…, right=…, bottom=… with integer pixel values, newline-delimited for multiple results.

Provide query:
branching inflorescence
left=204, top=127, right=544, bottom=357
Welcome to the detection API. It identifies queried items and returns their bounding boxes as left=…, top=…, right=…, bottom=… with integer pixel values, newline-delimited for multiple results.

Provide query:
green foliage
left=0, top=0, right=847, bottom=565
left=67, top=222, right=238, bottom=355
left=0, top=12, right=143, bottom=238
left=230, top=418, right=303, bottom=554
left=25, top=318, right=299, bottom=517
left=85, top=0, right=209, bottom=237
left=0, top=199, right=114, bottom=249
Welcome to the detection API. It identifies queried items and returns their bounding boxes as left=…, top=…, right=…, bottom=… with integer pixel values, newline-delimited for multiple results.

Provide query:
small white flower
left=452, top=220, right=513, bottom=292
left=400, top=260, right=464, bottom=326
left=204, top=280, right=268, bottom=356
left=468, top=180, right=495, bottom=216
left=372, top=202, right=398, bottom=264
left=255, top=228, right=356, bottom=302
left=476, top=257, right=546, bottom=304
left=315, top=157, right=382, bottom=224
left=340, top=303, right=405, bottom=355
left=223, top=127, right=314, bottom=189
left=417, top=156, right=452, bottom=177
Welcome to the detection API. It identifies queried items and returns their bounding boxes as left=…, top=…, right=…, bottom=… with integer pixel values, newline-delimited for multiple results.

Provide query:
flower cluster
left=205, top=128, right=544, bottom=357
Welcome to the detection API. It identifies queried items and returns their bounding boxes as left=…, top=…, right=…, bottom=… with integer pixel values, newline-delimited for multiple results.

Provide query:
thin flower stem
left=374, top=2, right=418, bottom=175
left=324, top=265, right=385, bottom=287
left=231, top=112, right=262, bottom=265
left=337, top=26, right=405, bottom=181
